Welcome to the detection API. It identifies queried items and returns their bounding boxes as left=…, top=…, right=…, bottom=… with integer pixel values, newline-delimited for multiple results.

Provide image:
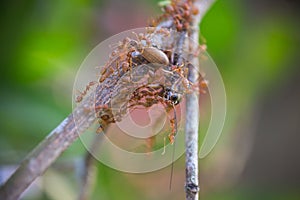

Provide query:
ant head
left=164, top=88, right=182, bottom=105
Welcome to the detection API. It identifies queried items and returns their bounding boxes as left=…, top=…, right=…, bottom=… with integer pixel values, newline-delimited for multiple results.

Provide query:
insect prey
left=76, top=28, right=207, bottom=147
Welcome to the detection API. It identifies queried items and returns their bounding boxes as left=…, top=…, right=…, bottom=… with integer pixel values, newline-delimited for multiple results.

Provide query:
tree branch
left=0, top=1, right=216, bottom=199
left=185, top=1, right=215, bottom=200
left=0, top=14, right=130, bottom=194
left=157, top=1, right=216, bottom=199
left=198, top=0, right=216, bottom=22
left=0, top=72, right=116, bottom=199
left=0, top=95, right=96, bottom=200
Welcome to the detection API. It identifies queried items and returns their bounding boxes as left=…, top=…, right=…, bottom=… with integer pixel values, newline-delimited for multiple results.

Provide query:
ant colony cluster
left=74, top=27, right=208, bottom=152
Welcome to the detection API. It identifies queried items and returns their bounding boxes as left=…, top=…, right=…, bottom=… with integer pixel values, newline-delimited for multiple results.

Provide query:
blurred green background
left=0, top=0, right=300, bottom=199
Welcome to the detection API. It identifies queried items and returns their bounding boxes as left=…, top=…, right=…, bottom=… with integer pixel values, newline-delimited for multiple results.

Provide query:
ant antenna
left=169, top=103, right=178, bottom=190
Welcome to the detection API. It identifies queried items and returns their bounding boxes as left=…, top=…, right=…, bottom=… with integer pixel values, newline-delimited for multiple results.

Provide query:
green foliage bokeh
left=0, top=0, right=299, bottom=199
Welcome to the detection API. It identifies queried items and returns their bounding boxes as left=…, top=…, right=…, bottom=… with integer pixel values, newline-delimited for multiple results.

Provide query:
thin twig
left=185, top=1, right=215, bottom=200
left=77, top=135, right=102, bottom=200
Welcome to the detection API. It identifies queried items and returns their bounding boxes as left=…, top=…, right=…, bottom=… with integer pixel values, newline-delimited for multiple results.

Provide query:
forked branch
left=0, top=1, right=216, bottom=200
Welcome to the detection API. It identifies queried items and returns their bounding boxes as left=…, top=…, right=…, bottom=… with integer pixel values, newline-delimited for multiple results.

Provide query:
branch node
left=185, top=183, right=200, bottom=194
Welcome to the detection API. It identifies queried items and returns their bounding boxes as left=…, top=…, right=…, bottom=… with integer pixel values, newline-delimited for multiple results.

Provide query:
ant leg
left=132, top=32, right=140, bottom=42
left=161, top=137, right=166, bottom=155
left=96, top=118, right=106, bottom=134
left=168, top=117, right=176, bottom=145
left=189, top=74, right=208, bottom=94
left=167, top=103, right=178, bottom=145
left=94, top=104, right=109, bottom=111
left=199, top=79, right=209, bottom=94
left=157, top=97, right=177, bottom=144
left=146, top=136, right=156, bottom=154
left=96, top=124, right=104, bottom=134
left=126, top=50, right=135, bottom=80
left=75, top=90, right=84, bottom=103
left=76, top=81, right=98, bottom=103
